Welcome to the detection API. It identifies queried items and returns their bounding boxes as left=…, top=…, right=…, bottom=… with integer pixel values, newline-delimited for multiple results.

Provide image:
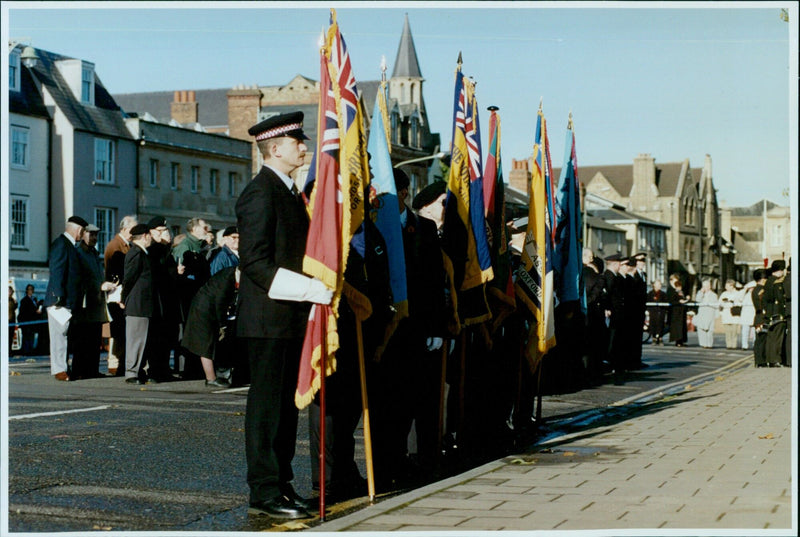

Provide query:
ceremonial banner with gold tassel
left=296, top=9, right=370, bottom=409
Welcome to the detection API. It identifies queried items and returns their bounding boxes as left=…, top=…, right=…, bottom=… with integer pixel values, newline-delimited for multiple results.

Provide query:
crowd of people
left=38, top=212, right=242, bottom=386
left=8, top=108, right=792, bottom=520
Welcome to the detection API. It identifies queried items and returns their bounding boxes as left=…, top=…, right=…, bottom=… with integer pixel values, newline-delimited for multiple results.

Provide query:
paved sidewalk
left=313, top=363, right=795, bottom=534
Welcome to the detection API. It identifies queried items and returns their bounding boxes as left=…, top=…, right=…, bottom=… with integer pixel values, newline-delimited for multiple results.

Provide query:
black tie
left=291, top=183, right=301, bottom=200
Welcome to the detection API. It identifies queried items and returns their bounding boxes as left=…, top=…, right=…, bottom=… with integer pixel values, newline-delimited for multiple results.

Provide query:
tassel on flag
left=515, top=103, right=556, bottom=372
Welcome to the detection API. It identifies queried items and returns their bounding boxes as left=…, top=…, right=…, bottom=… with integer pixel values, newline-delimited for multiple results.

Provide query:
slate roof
left=9, top=59, right=50, bottom=119
left=554, top=161, right=688, bottom=198
left=590, top=207, right=671, bottom=228
left=391, top=14, right=422, bottom=79
left=114, top=88, right=230, bottom=128
left=729, top=199, right=778, bottom=217
left=27, top=48, right=132, bottom=140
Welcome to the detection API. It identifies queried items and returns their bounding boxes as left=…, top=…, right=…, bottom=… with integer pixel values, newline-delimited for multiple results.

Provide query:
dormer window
left=9, top=51, right=21, bottom=92
left=81, top=63, right=95, bottom=104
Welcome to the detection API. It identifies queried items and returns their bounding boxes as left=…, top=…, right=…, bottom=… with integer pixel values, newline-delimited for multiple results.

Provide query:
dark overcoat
left=235, top=166, right=310, bottom=339
left=182, top=266, right=237, bottom=358
left=44, top=234, right=81, bottom=309
left=122, top=244, right=154, bottom=318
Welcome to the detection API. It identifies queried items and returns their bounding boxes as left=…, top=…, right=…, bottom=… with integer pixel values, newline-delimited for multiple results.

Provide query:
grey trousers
left=46, top=306, right=71, bottom=375
left=125, top=316, right=150, bottom=379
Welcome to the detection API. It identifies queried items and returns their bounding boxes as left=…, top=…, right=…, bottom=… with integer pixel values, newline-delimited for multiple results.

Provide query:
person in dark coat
left=763, top=259, right=789, bottom=367
left=44, top=215, right=87, bottom=381
left=619, top=258, right=639, bottom=371
left=181, top=265, right=239, bottom=388
left=310, top=217, right=393, bottom=502
left=646, top=279, right=668, bottom=345
left=667, top=273, right=690, bottom=346
left=122, top=223, right=157, bottom=384
left=603, top=253, right=626, bottom=380
left=18, top=284, right=43, bottom=355
left=146, top=216, right=181, bottom=382
left=751, top=268, right=770, bottom=367
left=72, top=224, right=116, bottom=379
left=582, top=249, right=608, bottom=382
left=629, top=254, right=648, bottom=369
left=236, top=112, right=332, bottom=519
left=103, top=215, right=138, bottom=376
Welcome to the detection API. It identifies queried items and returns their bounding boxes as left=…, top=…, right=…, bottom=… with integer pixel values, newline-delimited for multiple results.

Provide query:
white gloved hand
left=306, top=277, right=334, bottom=305
left=426, top=337, right=444, bottom=351
left=269, top=268, right=333, bottom=305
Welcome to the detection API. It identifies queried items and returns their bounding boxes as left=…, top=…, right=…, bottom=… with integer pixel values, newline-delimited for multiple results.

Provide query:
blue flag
left=554, top=119, right=584, bottom=310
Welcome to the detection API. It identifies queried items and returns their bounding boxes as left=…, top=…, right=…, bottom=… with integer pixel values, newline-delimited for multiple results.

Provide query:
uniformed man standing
left=603, top=253, right=625, bottom=382
left=751, top=268, right=770, bottom=367
left=763, top=260, right=789, bottom=367
left=236, top=112, right=332, bottom=519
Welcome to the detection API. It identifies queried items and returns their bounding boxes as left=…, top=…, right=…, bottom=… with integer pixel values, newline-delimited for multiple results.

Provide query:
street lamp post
left=393, top=150, right=448, bottom=168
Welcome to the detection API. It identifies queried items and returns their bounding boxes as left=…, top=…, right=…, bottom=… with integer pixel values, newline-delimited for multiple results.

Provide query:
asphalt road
left=5, top=332, right=753, bottom=532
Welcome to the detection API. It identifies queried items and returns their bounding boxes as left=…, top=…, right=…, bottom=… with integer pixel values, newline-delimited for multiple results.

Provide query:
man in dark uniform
left=751, top=268, right=770, bottom=367
left=104, top=215, right=138, bottom=376
left=627, top=254, right=648, bottom=370
left=582, top=248, right=608, bottom=383
left=763, top=260, right=789, bottom=367
left=236, top=112, right=332, bottom=519
left=603, top=253, right=625, bottom=382
left=146, top=216, right=180, bottom=381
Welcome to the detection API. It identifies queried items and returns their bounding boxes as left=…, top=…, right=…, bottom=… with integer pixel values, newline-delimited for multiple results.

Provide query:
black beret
left=753, top=269, right=766, bottom=281
left=248, top=111, right=309, bottom=141
left=130, top=223, right=152, bottom=237
left=147, top=215, right=167, bottom=229
left=771, top=259, right=786, bottom=271
left=604, top=253, right=623, bottom=262
left=412, top=180, right=447, bottom=211
left=393, top=168, right=410, bottom=192
left=67, top=215, right=89, bottom=227
left=222, top=226, right=238, bottom=237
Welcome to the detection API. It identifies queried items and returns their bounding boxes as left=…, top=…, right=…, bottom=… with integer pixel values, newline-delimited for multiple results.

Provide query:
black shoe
left=146, top=377, right=159, bottom=384
left=248, top=496, right=309, bottom=519
left=125, top=377, right=144, bottom=385
left=205, top=378, right=231, bottom=388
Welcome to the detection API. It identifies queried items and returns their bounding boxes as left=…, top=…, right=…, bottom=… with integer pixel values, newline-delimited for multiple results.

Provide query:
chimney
left=508, top=158, right=530, bottom=194
left=171, top=89, right=198, bottom=125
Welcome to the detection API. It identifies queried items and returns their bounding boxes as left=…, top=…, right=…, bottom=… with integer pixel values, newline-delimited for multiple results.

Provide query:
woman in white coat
left=739, top=279, right=757, bottom=350
left=718, top=279, right=743, bottom=350
left=693, top=280, right=718, bottom=348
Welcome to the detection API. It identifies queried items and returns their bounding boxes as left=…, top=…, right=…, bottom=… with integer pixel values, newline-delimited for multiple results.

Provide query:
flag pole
left=355, top=320, right=376, bottom=503
left=318, top=325, right=327, bottom=520
left=437, top=339, right=448, bottom=469
left=457, top=329, right=467, bottom=453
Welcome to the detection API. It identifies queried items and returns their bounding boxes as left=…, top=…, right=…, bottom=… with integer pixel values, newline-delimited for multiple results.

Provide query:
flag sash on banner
left=515, top=107, right=556, bottom=370
left=296, top=9, right=369, bottom=409
left=367, top=80, right=408, bottom=330
left=484, top=108, right=515, bottom=330
left=442, top=66, right=493, bottom=328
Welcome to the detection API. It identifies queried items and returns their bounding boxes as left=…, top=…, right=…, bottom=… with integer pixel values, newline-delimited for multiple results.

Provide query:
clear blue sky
left=5, top=2, right=797, bottom=208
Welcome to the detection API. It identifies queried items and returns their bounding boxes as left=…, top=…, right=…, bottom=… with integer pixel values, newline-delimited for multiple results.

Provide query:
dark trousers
left=754, top=330, right=768, bottom=366
left=766, top=322, right=787, bottom=366
left=244, top=337, right=302, bottom=503
left=71, top=322, right=102, bottom=378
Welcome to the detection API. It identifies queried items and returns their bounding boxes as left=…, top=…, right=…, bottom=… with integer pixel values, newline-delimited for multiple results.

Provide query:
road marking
left=8, top=405, right=111, bottom=421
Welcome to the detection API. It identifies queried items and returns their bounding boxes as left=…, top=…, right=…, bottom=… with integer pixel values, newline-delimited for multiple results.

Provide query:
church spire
left=391, top=14, right=422, bottom=79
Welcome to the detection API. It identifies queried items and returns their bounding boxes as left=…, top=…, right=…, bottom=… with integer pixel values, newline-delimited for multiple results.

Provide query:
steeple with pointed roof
left=392, top=14, right=422, bottom=79
left=389, top=14, right=424, bottom=109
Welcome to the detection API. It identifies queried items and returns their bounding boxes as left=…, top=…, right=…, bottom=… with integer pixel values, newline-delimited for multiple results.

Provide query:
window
left=209, top=169, right=218, bottom=195
left=81, top=64, right=95, bottom=104
left=190, top=166, right=199, bottom=193
left=170, top=163, right=180, bottom=190
left=94, top=207, right=116, bottom=253
left=390, top=111, right=399, bottom=144
left=9, top=51, right=20, bottom=92
left=410, top=117, right=419, bottom=148
left=10, top=196, right=28, bottom=249
left=771, top=224, right=783, bottom=247
left=94, top=138, right=115, bottom=184
left=11, top=126, right=30, bottom=169
left=149, top=159, right=159, bottom=187
left=228, top=172, right=238, bottom=197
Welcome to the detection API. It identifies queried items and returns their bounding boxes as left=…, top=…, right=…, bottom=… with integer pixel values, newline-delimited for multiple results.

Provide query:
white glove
left=268, top=268, right=333, bottom=305
left=426, top=337, right=444, bottom=351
